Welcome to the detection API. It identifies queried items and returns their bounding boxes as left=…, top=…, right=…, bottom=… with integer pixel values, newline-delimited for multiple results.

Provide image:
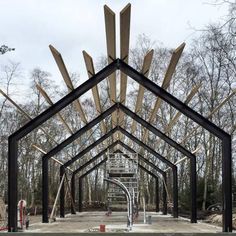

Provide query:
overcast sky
left=0, top=0, right=229, bottom=99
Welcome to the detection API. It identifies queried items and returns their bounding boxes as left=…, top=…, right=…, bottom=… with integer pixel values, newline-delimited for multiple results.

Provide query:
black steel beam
left=43, top=103, right=118, bottom=161
left=117, top=141, right=165, bottom=175
left=42, top=157, right=49, bottom=223
left=63, top=127, right=118, bottom=168
left=78, top=178, right=82, bottom=212
left=73, top=141, right=119, bottom=175
left=163, top=172, right=167, bottom=215
left=118, top=59, right=232, bottom=231
left=60, top=166, right=65, bottom=218
left=71, top=173, right=76, bottom=214
left=156, top=178, right=160, bottom=212
left=119, top=103, right=195, bottom=159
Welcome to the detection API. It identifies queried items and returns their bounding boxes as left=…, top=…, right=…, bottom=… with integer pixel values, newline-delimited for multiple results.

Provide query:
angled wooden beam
left=32, top=144, right=73, bottom=172
left=83, top=50, right=106, bottom=134
left=120, top=3, right=131, bottom=104
left=104, top=5, right=117, bottom=134
left=141, top=43, right=185, bottom=144
left=130, top=50, right=154, bottom=135
left=104, top=5, right=116, bottom=104
left=118, top=3, right=131, bottom=136
left=49, top=45, right=87, bottom=124
left=36, top=84, right=73, bottom=134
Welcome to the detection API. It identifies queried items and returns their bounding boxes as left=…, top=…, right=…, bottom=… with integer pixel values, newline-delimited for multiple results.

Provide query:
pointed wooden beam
left=0, top=89, right=31, bottom=119
left=49, top=45, right=87, bottom=124
left=120, top=3, right=131, bottom=104
left=130, top=50, right=154, bottom=135
left=104, top=5, right=117, bottom=133
left=36, top=84, right=73, bottom=134
left=141, top=43, right=185, bottom=144
left=83, top=51, right=106, bottom=134
left=104, top=5, right=116, bottom=104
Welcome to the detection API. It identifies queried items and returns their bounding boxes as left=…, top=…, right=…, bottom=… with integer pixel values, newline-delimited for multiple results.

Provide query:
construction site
left=1, top=1, right=236, bottom=235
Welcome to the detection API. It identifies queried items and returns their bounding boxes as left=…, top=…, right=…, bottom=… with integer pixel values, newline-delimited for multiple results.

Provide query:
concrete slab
left=23, top=211, right=224, bottom=234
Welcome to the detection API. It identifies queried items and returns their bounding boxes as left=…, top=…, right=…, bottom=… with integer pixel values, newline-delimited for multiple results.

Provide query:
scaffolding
left=106, top=152, right=138, bottom=216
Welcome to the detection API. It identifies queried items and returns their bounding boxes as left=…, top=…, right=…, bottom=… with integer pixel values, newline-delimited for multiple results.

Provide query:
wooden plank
left=118, top=3, right=131, bottom=142
left=83, top=51, right=102, bottom=113
left=104, top=5, right=117, bottom=132
left=120, top=3, right=131, bottom=105
left=130, top=50, right=154, bottom=135
left=36, top=84, right=73, bottom=134
left=104, top=5, right=116, bottom=103
left=49, top=45, right=88, bottom=124
left=83, top=50, right=106, bottom=133
left=49, top=45, right=74, bottom=91
left=0, top=89, right=31, bottom=119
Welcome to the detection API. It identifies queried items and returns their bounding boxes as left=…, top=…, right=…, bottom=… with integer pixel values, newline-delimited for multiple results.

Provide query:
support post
left=42, top=157, right=49, bottom=223
left=8, top=137, right=18, bottom=232
left=222, top=136, right=232, bottom=232
left=155, top=178, right=159, bottom=212
left=71, top=173, right=76, bottom=214
left=190, top=158, right=197, bottom=223
left=163, top=173, right=167, bottom=215
left=173, top=166, right=178, bottom=218
left=60, top=166, right=65, bottom=218
left=78, top=178, right=82, bottom=212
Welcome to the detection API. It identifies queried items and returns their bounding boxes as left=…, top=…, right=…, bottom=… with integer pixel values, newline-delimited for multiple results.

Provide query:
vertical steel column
left=222, top=136, right=232, bottom=232
left=162, top=173, right=167, bottom=215
left=78, top=178, right=82, bottom=212
left=60, top=166, right=65, bottom=218
left=42, top=157, right=49, bottom=223
left=155, top=178, right=159, bottom=212
left=190, top=158, right=197, bottom=223
left=8, top=137, right=18, bottom=232
left=173, top=166, right=178, bottom=218
left=71, top=173, right=76, bottom=214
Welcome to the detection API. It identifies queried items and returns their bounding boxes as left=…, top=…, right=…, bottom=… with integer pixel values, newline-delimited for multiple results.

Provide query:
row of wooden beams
left=49, top=45, right=87, bottom=124
left=176, top=88, right=236, bottom=146
left=164, top=89, right=236, bottom=171
left=50, top=45, right=103, bottom=164
left=140, top=43, right=185, bottom=145
left=0, top=89, right=74, bottom=171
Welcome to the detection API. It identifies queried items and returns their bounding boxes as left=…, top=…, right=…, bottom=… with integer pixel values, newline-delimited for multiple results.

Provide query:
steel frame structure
left=50, top=125, right=177, bottom=220
left=8, top=59, right=232, bottom=232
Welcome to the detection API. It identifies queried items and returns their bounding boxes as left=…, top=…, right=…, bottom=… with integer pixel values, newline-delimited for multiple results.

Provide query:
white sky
left=0, top=0, right=229, bottom=99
